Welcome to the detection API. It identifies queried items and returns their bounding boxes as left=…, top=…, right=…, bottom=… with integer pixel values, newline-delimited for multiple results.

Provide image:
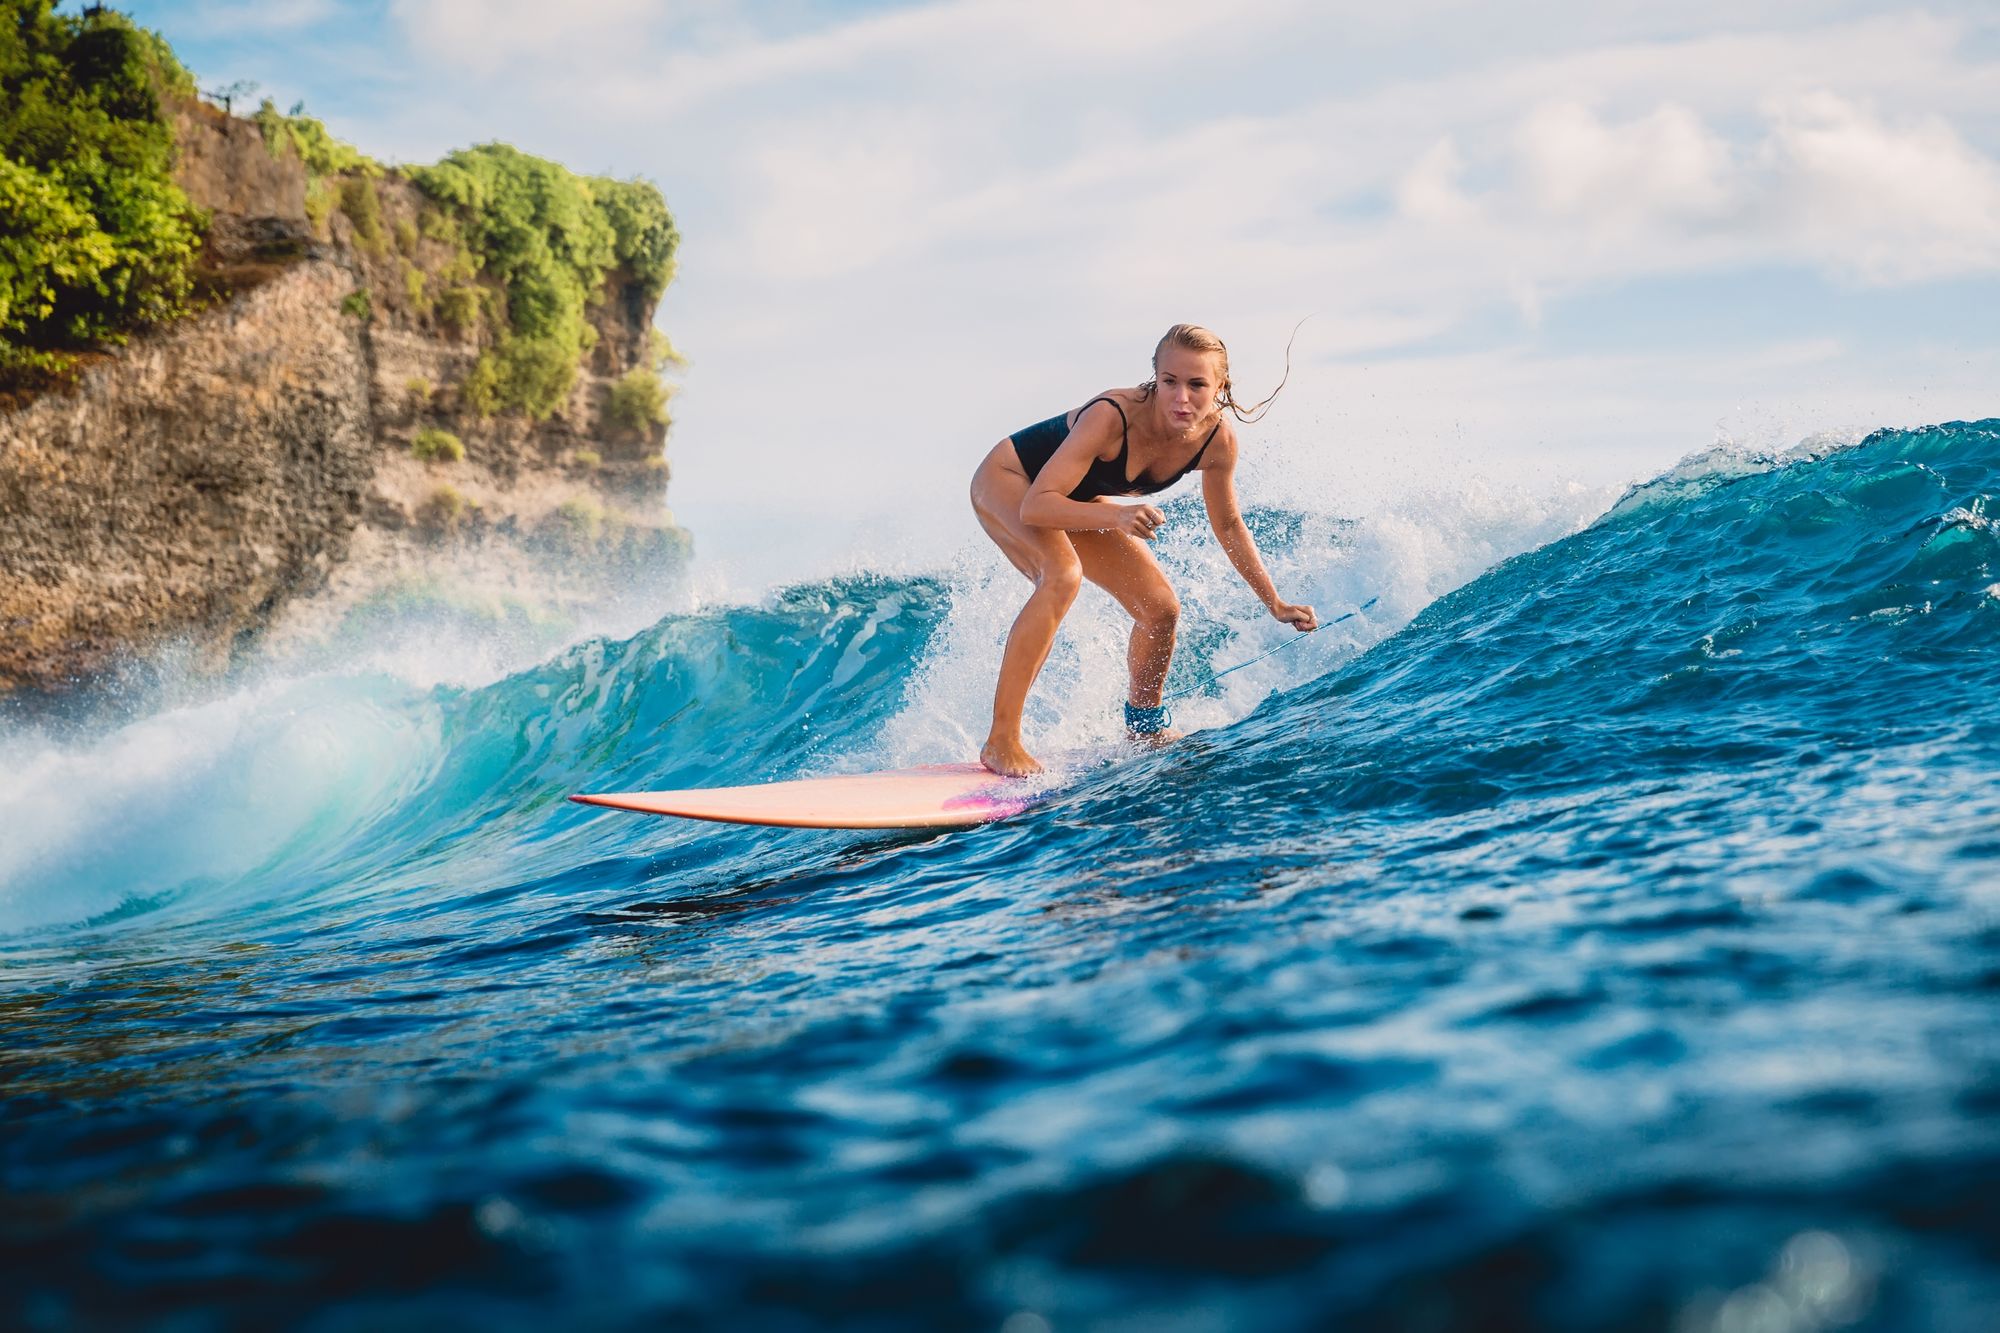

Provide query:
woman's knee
left=1133, top=588, right=1180, bottom=633
left=1037, top=554, right=1083, bottom=604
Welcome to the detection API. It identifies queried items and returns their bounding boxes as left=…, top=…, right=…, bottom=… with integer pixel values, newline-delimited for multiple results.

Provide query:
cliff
left=0, top=97, right=688, bottom=703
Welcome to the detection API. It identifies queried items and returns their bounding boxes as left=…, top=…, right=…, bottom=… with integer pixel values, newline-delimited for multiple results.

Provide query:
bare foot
left=1127, top=726, right=1184, bottom=749
left=981, top=737, right=1044, bottom=777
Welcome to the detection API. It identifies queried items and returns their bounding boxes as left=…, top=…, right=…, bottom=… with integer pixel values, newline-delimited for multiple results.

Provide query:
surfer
left=970, top=323, right=1319, bottom=777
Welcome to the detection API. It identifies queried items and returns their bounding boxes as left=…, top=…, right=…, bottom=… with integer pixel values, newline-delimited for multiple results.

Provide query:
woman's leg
left=1070, top=529, right=1181, bottom=719
left=971, top=448, right=1082, bottom=776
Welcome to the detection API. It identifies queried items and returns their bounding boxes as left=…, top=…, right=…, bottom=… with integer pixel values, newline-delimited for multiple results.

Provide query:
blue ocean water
left=3, top=421, right=1998, bottom=1330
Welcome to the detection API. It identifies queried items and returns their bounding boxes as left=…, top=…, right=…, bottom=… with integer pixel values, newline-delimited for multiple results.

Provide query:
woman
left=969, top=323, right=1318, bottom=777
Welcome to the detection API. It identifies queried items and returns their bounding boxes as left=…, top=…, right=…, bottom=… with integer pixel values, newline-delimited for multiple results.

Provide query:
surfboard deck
left=569, top=762, right=1043, bottom=830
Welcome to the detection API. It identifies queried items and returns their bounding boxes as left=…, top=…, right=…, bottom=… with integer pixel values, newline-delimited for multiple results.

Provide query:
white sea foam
left=1607, top=426, right=1869, bottom=518
left=0, top=674, right=440, bottom=935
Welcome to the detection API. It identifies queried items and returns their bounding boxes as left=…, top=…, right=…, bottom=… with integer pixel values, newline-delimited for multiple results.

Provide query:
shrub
left=549, top=495, right=615, bottom=547
left=418, top=483, right=473, bottom=536
left=0, top=1, right=203, bottom=380
left=640, top=523, right=693, bottom=565
left=649, top=328, right=686, bottom=370
left=0, top=156, right=116, bottom=349
left=409, top=144, right=677, bottom=420
left=435, top=284, right=481, bottom=335
left=339, top=177, right=384, bottom=255
left=132, top=27, right=198, bottom=100
left=603, top=367, right=669, bottom=434
left=589, top=175, right=680, bottom=304
left=439, top=247, right=478, bottom=285
left=393, top=217, right=418, bottom=255
left=419, top=207, right=460, bottom=245
left=573, top=449, right=600, bottom=469
left=303, top=176, right=334, bottom=232
left=463, top=335, right=575, bottom=419
left=401, top=260, right=428, bottom=313
left=404, top=376, right=432, bottom=406
left=339, top=288, right=371, bottom=319
left=411, top=427, right=464, bottom=462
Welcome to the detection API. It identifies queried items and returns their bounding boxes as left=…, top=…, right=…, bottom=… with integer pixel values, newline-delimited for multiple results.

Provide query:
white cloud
left=1766, top=91, right=2000, bottom=283
left=1397, top=138, right=1480, bottom=228
left=1380, top=90, right=2000, bottom=297
left=1516, top=102, right=1735, bottom=225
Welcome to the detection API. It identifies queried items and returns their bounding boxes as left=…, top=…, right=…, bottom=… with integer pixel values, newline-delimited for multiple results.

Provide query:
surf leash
left=1162, top=596, right=1379, bottom=703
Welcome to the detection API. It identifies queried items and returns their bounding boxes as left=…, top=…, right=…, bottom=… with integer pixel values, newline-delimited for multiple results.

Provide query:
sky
left=119, top=0, right=2000, bottom=585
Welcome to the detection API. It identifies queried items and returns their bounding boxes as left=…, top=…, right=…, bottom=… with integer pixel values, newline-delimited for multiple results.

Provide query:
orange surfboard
left=569, top=762, right=1044, bottom=830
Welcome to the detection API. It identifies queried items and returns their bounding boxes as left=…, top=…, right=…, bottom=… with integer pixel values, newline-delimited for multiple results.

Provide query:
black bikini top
left=1013, top=396, right=1219, bottom=502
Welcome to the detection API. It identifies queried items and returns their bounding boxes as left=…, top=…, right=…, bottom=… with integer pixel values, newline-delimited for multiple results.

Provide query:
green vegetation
left=461, top=332, right=581, bottom=418
left=538, top=493, right=685, bottom=561
left=603, top=366, right=669, bottom=434
left=573, top=448, right=600, bottom=469
left=251, top=98, right=378, bottom=180
left=400, top=260, right=427, bottom=313
left=591, top=175, right=679, bottom=305
left=339, top=287, right=370, bottom=319
left=409, top=143, right=678, bottom=419
left=418, top=483, right=473, bottom=536
left=303, top=176, right=333, bottom=231
left=437, top=246, right=477, bottom=287
left=434, top=283, right=481, bottom=335
left=550, top=494, right=614, bottom=546
left=338, top=176, right=384, bottom=254
left=130, top=25, right=196, bottom=99
left=0, top=0, right=204, bottom=383
left=393, top=216, right=418, bottom=255
left=410, top=426, right=463, bottom=462
left=419, top=206, right=458, bottom=245
left=403, top=375, right=432, bottom=406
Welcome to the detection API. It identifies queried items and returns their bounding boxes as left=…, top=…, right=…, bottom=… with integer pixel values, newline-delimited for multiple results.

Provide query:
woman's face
left=1153, top=346, right=1225, bottom=435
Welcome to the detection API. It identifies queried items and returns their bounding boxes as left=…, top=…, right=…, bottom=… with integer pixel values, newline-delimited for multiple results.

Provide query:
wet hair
left=1140, top=321, right=1298, bottom=424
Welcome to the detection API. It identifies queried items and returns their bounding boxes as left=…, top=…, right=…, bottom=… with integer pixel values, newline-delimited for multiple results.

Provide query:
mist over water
left=3, top=422, right=1997, bottom=1329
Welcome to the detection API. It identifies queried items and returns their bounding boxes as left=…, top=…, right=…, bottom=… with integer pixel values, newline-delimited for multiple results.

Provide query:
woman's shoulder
left=1068, top=390, right=1136, bottom=437
left=1200, top=413, right=1241, bottom=467
left=1082, top=387, right=1143, bottom=414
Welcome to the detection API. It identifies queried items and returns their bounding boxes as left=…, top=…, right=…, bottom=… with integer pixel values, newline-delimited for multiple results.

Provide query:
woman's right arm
left=1019, top=402, right=1162, bottom=538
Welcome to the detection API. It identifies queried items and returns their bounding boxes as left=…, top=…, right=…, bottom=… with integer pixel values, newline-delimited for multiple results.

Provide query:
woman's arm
left=1201, top=436, right=1318, bottom=630
left=1020, top=400, right=1161, bottom=538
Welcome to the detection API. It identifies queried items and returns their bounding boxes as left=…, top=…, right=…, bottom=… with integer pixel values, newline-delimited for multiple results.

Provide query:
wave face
left=4, top=423, right=1999, bottom=1329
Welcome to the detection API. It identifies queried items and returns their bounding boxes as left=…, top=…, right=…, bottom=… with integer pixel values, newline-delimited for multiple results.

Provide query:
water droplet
left=1305, top=1162, right=1349, bottom=1209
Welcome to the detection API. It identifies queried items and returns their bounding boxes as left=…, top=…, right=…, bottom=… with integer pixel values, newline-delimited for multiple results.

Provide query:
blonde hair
left=1140, top=321, right=1298, bottom=424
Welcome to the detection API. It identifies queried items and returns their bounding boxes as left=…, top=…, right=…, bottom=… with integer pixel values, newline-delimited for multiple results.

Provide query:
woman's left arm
left=1201, top=432, right=1318, bottom=631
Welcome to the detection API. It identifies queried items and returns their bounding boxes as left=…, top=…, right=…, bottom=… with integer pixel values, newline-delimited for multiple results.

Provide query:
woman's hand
left=1271, top=600, right=1317, bottom=632
left=1111, top=503, right=1167, bottom=541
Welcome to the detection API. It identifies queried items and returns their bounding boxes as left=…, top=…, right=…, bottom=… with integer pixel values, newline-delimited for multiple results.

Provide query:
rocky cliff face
left=0, top=100, right=687, bottom=703
left=0, top=258, right=371, bottom=693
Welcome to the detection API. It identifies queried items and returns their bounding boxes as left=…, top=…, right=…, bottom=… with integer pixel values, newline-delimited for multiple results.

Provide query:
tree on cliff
left=411, top=143, right=680, bottom=421
left=0, top=0, right=204, bottom=388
